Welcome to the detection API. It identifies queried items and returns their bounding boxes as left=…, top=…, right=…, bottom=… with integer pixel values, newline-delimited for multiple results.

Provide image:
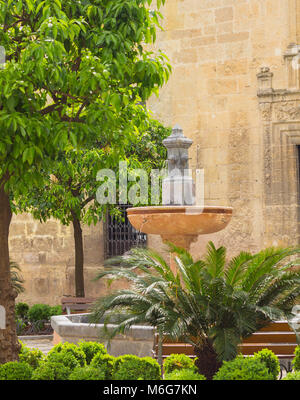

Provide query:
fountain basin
left=51, top=313, right=155, bottom=357
left=127, top=206, right=233, bottom=237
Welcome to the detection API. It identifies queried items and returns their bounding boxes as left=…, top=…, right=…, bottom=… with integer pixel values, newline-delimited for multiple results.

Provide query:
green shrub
left=253, top=349, right=280, bottom=380
left=164, top=368, right=206, bottom=380
left=49, top=305, right=63, bottom=317
left=69, top=366, right=106, bottom=380
left=90, top=353, right=115, bottom=379
left=0, top=362, right=33, bottom=380
left=47, top=342, right=86, bottom=367
left=283, top=371, right=300, bottom=380
left=28, top=304, right=51, bottom=322
left=31, top=361, right=72, bottom=380
left=292, top=346, right=300, bottom=371
left=163, top=354, right=197, bottom=375
left=19, top=342, right=44, bottom=369
left=46, top=351, right=81, bottom=371
left=113, top=355, right=161, bottom=380
left=15, top=302, right=29, bottom=318
left=213, top=355, right=273, bottom=380
left=78, top=341, right=107, bottom=364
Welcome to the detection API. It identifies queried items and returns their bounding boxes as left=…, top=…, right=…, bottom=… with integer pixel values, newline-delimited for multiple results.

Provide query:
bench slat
left=258, top=322, right=293, bottom=332
left=239, top=344, right=297, bottom=355
left=243, top=332, right=297, bottom=344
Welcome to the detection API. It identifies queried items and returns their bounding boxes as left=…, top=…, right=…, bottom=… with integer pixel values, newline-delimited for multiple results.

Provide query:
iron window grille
left=104, top=205, right=147, bottom=258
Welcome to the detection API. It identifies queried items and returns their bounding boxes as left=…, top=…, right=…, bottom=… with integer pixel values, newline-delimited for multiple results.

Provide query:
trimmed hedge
left=69, top=366, right=106, bottom=380
left=47, top=342, right=86, bottom=367
left=163, top=354, right=197, bottom=374
left=213, top=355, right=273, bottom=380
left=283, top=371, right=300, bottom=380
left=31, top=361, right=72, bottom=380
left=0, top=361, right=33, bottom=380
left=90, top=353, right=115, bottom=379
left=78, top=341, right=107, bottom=364
left=253, top=349, right=280, bottom=380
left=113, top=355, right=161, bottom=380
left=164, top=368, right=206, bottom=380
left=19, top=341, right=44, bottom=369
left=292, top=346, right=300, bottom=371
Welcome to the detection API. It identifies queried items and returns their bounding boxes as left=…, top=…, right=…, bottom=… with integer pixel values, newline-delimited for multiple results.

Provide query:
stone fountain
left=127, top=125, right=233, bottom=267
left=51, top=126, right=233, bottom=354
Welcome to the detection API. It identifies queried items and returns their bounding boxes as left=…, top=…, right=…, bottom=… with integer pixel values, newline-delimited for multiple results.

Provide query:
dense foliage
left=112, top=355, right=161, bottom=380
left=78, top=341, right=107, bottom=365
left=47, top=342, right=86, bottom=367
left=0, top=342, right=295, bottom=380
left=283, top=371, right=300, bottom=380
left=253, top=349, right=280, bottom=380
left=163, top=353, right=197, bottom=375
left=90, top=353, right=115, bottom=379
left=68, top=365, right=106, bottom=380
left=164, top=368, right=206, bottom=380
left=90, top=242, right=300, bottom=379
left=31, top=360, right=72, bottom=380
left=0, top=361, right=33, bottom=380
left=292, top=345, right=300, bottom=371
left=16, top=302, right=62, bottom=334
left=213, top=355, right=273, bottom=380
left=19, top=342, right=44, bottom=369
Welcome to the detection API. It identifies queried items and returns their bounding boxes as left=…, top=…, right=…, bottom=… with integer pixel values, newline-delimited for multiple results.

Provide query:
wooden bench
left=61, top=297, right=96, bottom=314
left=152, top=321, right=298, bottom=377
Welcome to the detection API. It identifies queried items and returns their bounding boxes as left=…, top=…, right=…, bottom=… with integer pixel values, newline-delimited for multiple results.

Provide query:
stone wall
left=148, top=0, right=300, bottom=257
left=10, top=214, right=107, bottom=306
left=11, top=0, right=300, bottom=305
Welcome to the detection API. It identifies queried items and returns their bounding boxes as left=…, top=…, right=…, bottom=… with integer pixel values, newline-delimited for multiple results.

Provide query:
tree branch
left=81, top=195, right=95, bottom=208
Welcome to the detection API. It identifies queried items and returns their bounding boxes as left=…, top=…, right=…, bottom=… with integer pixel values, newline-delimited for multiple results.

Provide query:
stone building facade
left=12, top=0, right=300, bottom=305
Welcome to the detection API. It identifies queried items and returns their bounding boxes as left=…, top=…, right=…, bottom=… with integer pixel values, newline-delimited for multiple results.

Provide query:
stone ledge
left=50, top=313, right=155, bottom=357
left=51, top=313, right=155, bottom=342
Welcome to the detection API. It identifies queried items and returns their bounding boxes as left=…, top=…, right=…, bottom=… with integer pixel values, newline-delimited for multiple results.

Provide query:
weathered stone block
left=215, top=7, right=233, bottom=23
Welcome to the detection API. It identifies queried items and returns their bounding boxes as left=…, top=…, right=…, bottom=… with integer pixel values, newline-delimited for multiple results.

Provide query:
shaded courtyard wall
left=11, top=0, right=300, bottom=305
left=10, top=214, right=107, bottom=305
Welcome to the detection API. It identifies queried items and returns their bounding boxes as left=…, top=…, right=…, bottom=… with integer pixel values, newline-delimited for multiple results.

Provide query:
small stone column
left=162, top=125, right=195, bottom=206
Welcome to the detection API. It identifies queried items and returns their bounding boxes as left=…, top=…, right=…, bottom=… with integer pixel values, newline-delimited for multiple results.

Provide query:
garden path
left=19, top=336, right=54, bottom=355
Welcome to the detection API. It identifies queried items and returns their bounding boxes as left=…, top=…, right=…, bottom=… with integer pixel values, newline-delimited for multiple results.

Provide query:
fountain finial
left=162, top=125, right=195, bottom=206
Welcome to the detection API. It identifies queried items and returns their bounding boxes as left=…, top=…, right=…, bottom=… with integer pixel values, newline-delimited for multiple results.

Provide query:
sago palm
left=90, top=242, right=300, bottom=379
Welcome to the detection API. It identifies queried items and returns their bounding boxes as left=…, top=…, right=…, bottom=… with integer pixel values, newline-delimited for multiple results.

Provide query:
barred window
left=104, top=205, right=147, bottom=258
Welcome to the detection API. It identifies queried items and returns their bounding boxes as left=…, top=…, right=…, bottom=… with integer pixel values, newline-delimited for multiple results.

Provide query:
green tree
left=0, top=0, right=169, bottom=363
left=16, top=121, right=169, bottom=297
left=90, top=242, right=300, bottom=379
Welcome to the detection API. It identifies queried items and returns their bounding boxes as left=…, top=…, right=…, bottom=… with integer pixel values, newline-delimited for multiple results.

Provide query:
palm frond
left=204, top=241, right=226, bottom=278
left=225, top=251, right=252, bottom=286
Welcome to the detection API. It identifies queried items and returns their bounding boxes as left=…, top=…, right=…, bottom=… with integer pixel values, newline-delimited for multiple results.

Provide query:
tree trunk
left=194, top=338, right=222, bottom=380
left=0, top=177, right=20, bottom=364
left=71, top=212, right=85, bottom=298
